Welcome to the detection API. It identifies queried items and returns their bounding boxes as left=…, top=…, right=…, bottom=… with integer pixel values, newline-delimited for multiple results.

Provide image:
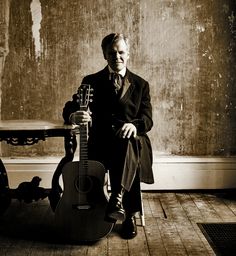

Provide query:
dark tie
left=112, top=73, right=123, bottom=93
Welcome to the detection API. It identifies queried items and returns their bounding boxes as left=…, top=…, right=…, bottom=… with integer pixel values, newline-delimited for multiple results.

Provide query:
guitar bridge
left=72, top=204, right=91, bottom=210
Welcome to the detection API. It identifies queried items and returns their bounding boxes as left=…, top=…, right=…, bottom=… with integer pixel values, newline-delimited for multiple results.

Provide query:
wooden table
left=0, top=120, right=77, bottom=213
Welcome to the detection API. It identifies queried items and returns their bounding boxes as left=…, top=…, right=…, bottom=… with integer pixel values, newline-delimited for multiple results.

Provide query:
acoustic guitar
left=55, top=84, right=113, bottom=242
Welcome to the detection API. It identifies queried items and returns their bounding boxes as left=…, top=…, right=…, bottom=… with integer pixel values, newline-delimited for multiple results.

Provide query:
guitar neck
left=78, top=86, right=91, bottom=174
left=79, top=123, right=89, bottom=174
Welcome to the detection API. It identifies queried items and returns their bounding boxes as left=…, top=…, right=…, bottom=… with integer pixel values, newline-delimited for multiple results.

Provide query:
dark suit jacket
left=63, top=66, right=154, bottom=184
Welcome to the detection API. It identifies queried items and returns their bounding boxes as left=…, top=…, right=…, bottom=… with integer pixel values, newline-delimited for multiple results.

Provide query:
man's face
left=104, top=39, right=129, bottom=72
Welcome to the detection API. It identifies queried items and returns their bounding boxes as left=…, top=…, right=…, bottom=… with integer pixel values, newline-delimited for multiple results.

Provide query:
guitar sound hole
left=75, top=175, right=93, bottom=193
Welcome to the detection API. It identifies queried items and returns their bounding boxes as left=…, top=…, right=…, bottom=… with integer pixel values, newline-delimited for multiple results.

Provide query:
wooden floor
left=1, top=192, right=236, bottom=256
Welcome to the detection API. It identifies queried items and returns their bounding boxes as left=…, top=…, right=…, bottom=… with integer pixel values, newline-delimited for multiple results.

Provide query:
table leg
left=0, top=159, right=11, bottom=214
left=49, top=134, right=77, bottom=211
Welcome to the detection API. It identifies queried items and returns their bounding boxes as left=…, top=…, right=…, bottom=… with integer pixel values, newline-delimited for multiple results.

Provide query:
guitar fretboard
left=79, top=124, right=88, bottom=175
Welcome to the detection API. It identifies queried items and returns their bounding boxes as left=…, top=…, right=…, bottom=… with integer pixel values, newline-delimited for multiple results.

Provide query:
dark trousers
left=108, top=137, right=142, bottom=215
left=88, top=135, right=142, bottom=215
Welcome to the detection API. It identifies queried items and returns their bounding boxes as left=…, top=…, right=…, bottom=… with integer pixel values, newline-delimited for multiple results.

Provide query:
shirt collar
left=108, top=66, right=127, bottom=77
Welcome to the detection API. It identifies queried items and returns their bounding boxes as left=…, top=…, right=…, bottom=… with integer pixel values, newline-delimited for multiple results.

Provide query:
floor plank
left=1, top=193, right=236, bottom=255
left=175, top=193, right=215, bottom=256
left=204, top=193, right=236, bottom=221
left=144, top=217, right=167, bottom=256
left=189, top=193, right=221, bottom=222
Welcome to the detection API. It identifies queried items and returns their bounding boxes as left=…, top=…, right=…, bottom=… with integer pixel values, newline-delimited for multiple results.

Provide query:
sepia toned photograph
left=0, top=0, right=236, bottom=255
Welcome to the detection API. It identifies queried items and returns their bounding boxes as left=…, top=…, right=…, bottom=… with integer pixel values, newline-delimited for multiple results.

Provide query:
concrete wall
left=0, top=0, right=236, bottom=157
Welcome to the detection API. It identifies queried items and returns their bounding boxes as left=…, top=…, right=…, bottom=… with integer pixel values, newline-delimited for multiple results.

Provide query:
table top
left=0, top=120, right=79, bottom=145
left=0, top=120, right=73, bottom=131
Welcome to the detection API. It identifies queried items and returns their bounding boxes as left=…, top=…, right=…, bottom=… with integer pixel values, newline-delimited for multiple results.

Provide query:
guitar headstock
left=77, top=84, right=93, bottom=111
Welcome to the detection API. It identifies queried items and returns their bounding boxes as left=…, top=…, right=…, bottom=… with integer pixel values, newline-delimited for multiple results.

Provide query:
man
left=63, top=33, right=154, bottom=239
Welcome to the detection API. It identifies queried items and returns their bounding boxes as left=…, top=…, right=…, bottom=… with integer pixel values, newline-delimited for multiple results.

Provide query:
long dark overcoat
left=63, top=66, right=154, bottom=185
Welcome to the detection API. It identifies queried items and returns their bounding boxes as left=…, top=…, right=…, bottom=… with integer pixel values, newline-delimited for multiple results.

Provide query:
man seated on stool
left=63, top=33, right=154, bottom=239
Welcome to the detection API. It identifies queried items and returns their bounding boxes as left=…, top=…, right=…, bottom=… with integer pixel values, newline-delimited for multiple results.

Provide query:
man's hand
left=69, top=111, right=92, bottom=125
left=117, top=123, right=137, bottom=139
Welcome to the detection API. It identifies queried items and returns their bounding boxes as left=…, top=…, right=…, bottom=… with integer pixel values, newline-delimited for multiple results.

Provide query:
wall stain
left=0, top=0, right=236, bottom=157
left=30, top=0, right=42, bottom=59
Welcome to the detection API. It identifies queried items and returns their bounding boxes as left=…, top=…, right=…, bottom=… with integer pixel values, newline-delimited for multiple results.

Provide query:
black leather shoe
left=106, top=193, right=126, bottom=222
left=121, top=216, right=137, bottom=239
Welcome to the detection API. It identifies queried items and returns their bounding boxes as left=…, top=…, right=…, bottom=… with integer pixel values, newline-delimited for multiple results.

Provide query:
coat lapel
left=119, top=69, right=134, bottom=101
left=120, top=76, right=131, bottom=99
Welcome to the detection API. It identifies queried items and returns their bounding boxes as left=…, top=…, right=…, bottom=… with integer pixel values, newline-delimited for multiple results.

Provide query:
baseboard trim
left=2, top=157, right=60, bottom=189
left=2, top=156, right=236, bottom=190
left=142, top=156, right=236, bottom=190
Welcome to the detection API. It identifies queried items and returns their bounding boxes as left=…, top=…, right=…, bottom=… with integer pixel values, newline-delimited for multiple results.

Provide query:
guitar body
left=55, top=160, right=113, bottom=242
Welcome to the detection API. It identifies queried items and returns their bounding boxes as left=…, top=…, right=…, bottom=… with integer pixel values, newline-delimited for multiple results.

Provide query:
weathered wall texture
left=0, top=0, right=236, bottom=157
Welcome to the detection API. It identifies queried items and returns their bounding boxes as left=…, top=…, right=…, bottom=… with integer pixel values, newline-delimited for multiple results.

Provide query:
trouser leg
left=122, top=172, right=141, bottom=216
left=108, top=138, right=141, bottom=217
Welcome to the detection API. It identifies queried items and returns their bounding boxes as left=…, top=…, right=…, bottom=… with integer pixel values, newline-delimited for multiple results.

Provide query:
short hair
left=101, top=33, right=130, bottom=55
